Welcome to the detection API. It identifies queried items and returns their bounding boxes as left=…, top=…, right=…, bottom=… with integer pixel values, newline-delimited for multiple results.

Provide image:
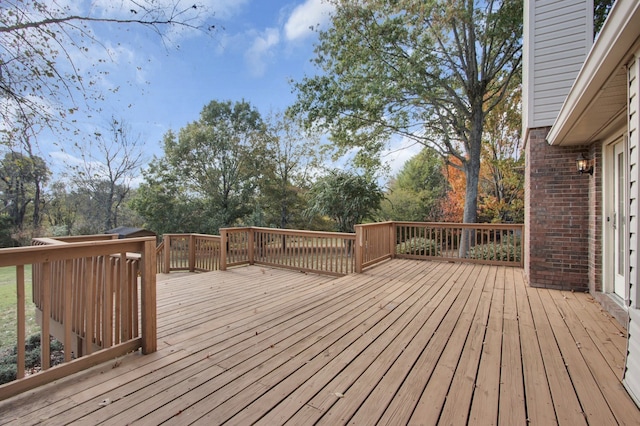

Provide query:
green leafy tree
left=382, top=148, right=448, bottom=222
left=258, top=112, right=321, bottom=229
left=290, top=0, right=522, bottom=230
left=594, top=0, right=615, bottom=35
left=0, top=213, right=15, bottom=247
left=0, top=150, right=49, bottom=230
left=133, top=100, right=269, bottom=235
left=169, top=100, right=267, bottom=232
left=44, top=180, right=78, bottom=236
left=129, top=157, right=203, bottom=235
left=306, top=170, right=384, bottom=233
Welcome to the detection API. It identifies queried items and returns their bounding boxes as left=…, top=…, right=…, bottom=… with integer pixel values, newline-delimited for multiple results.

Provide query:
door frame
left=603, top=135, right=630, bottom=306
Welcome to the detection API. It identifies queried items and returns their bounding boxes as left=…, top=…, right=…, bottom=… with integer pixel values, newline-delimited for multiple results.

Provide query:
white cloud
left=245, top=27, right=281, bottom=77
left=49, top=151, right=85, bottom=171
left=284, top=0, right=334, bottom=42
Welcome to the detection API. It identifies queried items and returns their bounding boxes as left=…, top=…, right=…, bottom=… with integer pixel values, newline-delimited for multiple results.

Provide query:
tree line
left=0, top=95, right=523, bottom=247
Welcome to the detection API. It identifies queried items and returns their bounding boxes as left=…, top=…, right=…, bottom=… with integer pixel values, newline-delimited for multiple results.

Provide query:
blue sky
left=43, top=0, right=420, bottom=180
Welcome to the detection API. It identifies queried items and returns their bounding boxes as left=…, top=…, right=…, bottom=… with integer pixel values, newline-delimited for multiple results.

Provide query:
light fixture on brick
left=576, top=153, right=593, bottom=175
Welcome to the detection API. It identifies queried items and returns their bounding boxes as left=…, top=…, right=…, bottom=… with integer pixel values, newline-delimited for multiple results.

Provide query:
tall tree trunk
left=459, top=106, right=484, bottom=257
left=32, top=179, right=41, bottom=229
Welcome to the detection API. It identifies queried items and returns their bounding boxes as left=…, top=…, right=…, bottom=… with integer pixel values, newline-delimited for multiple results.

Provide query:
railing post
left=389, top=222, right=396, bottom=259
left=163, top=234, right=171, bottom=274
left=220, top=229, right=228, bottom=271
left=189, top=234, right=196, bottom=272
left=141, top=238, right=157, bottom=354
left=248, top=228, right=255, bottom=265
left=355, top=225, right=363, bottom=273
left=519, top=224, right=525, bottom=268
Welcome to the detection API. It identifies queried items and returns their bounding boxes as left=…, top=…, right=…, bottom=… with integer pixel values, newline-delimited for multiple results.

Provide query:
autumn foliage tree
left=440, top=157, right=465, bottom=223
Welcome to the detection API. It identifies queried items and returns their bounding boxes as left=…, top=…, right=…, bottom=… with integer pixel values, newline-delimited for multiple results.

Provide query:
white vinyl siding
left=630, top=57, right=639, bottom=307
left=625, top=53, right=640, bottom=407
left=523, top=0, right=593, bottom=129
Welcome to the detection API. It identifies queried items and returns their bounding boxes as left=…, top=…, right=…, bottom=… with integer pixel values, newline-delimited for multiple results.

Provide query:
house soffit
left=547, top=0, right=640, bottom=146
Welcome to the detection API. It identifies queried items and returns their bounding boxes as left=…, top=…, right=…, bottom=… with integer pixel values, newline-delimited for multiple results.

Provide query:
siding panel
left=625, top=53, right=640, bottom=408
left=525, top=0, right=592, bottom=128
left=626, top=309, right=640, bottom=407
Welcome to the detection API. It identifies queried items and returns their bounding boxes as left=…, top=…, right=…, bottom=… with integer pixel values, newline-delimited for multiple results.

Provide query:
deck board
left=0, top=259, right=637, bottom=425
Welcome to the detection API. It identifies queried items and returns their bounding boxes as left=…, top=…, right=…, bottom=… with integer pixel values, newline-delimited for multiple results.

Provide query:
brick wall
left=525, top=127, right=592, bottom=290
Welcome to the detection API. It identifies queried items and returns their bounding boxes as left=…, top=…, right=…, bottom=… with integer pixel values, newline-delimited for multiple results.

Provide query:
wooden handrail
left=158, top=222, right=523, bottom=277
left=0, top=237, right=156, bottom=401
left=355, top=222, right=524, bottom=268
left=249, top=227, right=356, bottom=276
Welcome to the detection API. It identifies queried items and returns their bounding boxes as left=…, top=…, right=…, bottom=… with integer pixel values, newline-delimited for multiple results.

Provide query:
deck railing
left=160, top=228, right=356, bottom=276
left=356, top=222, right=524, bottom=269
left=157, top=234, right=222, bottom=274
left=158, top=222, right=522, bottom=276
left=0, top=237, right=156, bottom=401
left=250, top=227, right=356, bottom=276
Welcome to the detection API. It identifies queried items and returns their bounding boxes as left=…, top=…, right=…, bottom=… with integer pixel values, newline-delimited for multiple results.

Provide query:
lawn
left=0, top=266, right=39, bottom=350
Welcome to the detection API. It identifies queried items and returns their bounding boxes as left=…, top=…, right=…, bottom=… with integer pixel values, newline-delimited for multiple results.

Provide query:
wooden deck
left=0, top=259, right=637, bottom=425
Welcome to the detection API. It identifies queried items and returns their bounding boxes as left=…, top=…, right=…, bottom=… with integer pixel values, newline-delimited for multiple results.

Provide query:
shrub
left=396, top=237, right=441, bottom=256
left=0, top=334, right=65, bottom=385
left=0, top=364, right=16, bottom=384
left=25, top=334, right=41, bottom=351
left=467, top=239, right=521, bottom=262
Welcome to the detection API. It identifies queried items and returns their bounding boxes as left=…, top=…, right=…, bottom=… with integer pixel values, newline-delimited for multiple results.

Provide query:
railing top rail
left=191, top=234, right=221, bottom=239
left=2, top=237, right=155, bottom=267
left=32, top=237, right=68, bottom=245
left=221, top=227, right=252, bottom=232
left=245, top=226, right=356, bottom=239
left=52, top=234, right=118, bottom=242
left=393, top=222, right=524, bottom=230
left=162, top=233, right=221, bottom=240
left=354, top=221, right=395, bottom=228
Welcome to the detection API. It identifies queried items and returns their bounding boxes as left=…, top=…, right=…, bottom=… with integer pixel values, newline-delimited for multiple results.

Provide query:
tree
left=0, top=1, right=213, bottom=140
left=133, top=100, right=269, bottom=235
left=259, top=112, right=320, bottom=229
left=69, top=117, right=144, bottom=232
left=306, top=170, right=384, bottom=233
left=1, top=119, right=48, bottom=229
left=0, top=150, right=49, bottom=230
left=478, top=80, right=524, bottom=223
left=129, top=156, right=204, bottom=235
left=594, top=0, right=615, bottom=35
left=440, top=157, right=466, bottom=222
left=382, top=148, right=448, bottom=222
left=44, top=180, right=77, bottom=236
left=290, top=0, right=522, bottom=230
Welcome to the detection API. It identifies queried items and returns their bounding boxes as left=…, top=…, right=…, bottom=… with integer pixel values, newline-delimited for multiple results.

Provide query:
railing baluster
left=64, top=259, right=73, bottom=362
left=41, top=262, right=51, bottom=370
left=16, top=265, right=25, bottom=379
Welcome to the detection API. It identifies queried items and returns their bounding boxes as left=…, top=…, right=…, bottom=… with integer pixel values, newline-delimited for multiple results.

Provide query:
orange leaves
left=440, top=157, right=465, bottom=222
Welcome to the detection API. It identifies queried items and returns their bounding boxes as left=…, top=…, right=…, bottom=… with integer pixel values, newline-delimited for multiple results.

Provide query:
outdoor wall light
left=576, top=153, right=593, bottom=175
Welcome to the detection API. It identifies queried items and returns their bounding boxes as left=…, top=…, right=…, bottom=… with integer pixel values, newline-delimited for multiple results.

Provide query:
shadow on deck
left=0, top=259, right=636, bottom=425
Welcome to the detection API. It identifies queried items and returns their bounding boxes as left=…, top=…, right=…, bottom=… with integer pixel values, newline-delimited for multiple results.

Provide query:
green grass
left=0, top=265, right=39, bottom=350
